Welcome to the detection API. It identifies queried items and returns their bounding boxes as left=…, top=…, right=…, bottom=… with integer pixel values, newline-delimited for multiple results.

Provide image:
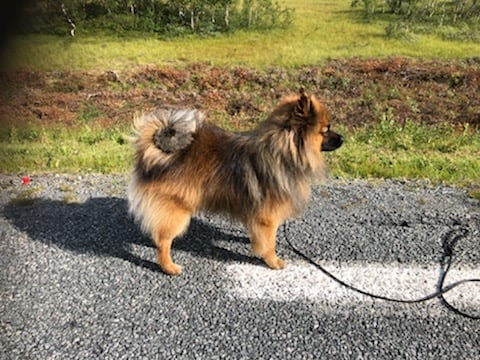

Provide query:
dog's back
left=129, top=108, right=262, bottom=220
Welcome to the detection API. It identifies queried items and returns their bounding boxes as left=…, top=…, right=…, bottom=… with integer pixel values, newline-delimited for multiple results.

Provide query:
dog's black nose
left=321, top=132, right=343, bottom=152
left=337, top=134, right=344, bottom=147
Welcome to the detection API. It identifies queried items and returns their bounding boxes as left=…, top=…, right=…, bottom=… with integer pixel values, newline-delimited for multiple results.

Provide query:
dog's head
left=286, top=89, right=343, bottom=152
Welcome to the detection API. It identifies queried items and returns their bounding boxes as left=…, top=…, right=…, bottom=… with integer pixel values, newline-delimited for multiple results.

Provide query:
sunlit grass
left=2, top=1, right=479, bottom=185
left=326, top=120, right=480, bottom=186
left=0, top=125, right=132, bottom=174
left=1, top=120, right=479, bottom=186
left=3, top=0, right=480, bottom=71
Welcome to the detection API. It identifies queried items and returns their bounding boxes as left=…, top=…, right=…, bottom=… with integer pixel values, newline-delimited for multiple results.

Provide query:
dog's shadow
left=3, top=197, right=254, bottom=272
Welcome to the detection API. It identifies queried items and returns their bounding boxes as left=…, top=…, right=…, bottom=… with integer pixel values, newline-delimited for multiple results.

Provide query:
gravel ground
left=1, top=174, right=479, bottom=359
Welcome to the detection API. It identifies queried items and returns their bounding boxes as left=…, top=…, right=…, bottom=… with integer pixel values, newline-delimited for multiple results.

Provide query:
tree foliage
left=17, top=0, right=293, bottom=37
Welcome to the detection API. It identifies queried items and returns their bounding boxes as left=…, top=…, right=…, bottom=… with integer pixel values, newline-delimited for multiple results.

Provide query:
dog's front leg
left=248, top=217, right=285, bottom=270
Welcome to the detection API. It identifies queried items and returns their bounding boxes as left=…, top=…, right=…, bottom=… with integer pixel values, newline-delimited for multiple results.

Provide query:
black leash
left=283, top=222, right=480, bottom=319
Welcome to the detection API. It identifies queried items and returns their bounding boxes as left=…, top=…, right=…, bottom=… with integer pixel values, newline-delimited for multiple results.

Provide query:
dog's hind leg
left=152, top=203, right=191, bottom=275
left=248, top=216, right=285, bottom=270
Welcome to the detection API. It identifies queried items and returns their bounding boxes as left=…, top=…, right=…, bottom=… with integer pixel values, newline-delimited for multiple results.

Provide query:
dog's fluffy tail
left=131, top=108, right=205, bottom=172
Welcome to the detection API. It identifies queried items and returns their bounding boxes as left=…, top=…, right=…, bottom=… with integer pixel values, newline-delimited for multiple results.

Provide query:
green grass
left=10, top=186, right=42, bottom=206
left=3, top=0, right=480, bottom=71
left=2, top=1, right=480, bottom=186
left=1, top=120, right=479, bottom=186
left=468, top=189, right=480, bottom=200
left=326, top=119, right=480, bottom=186
left=0, top=125, right=132, bottom=174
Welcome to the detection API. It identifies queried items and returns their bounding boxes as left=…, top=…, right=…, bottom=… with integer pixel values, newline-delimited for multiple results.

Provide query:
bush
left=16, top=0, right=293, bottom=37
left=353, top=0, right=480, bottom=21
left=351, top=0, right=480, bottom=40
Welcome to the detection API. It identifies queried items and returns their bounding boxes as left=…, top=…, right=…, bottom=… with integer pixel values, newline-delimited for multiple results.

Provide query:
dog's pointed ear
left=295, top=88, right=314, bottom=119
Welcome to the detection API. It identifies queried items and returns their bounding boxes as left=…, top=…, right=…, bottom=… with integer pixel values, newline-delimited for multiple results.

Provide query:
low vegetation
left=352, top=0, right=480, bottom=41
left=1, top=1, right=479, bottom=189
left=327, top=119, right=480, bottom=186
left=4, top=0, right=480, bottom=71
left=1, top=119, right=478, bottom=187
left=1, top=59, right=479, bottom=186
left=17, top=0, right=293, bottom=37
left=10, top=186, right=42, bottom=206
left=0, top=124, right=129, bottom=173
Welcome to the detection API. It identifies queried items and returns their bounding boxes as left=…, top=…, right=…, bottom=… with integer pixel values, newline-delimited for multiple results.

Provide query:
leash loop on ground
left=282, top=222, right=480, bottom=319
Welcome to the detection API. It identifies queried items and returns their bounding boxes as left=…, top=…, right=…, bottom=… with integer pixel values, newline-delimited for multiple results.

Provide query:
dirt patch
left=1, top=58, right=479, bottom=129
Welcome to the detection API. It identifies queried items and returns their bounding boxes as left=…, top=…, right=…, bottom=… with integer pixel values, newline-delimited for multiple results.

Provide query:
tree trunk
left=191, top=9, right=195, bottom=31
left=225, top=3, right=230, bottom=28
left=61, top=3, right=76, bottom=37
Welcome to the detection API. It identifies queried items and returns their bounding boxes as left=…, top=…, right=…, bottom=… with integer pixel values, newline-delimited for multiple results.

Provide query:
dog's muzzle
left=321, top=131, right=343, bottom=152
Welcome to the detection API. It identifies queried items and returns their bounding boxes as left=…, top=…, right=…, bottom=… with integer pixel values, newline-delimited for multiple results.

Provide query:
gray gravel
left=1, top=174, right=479, bottom=359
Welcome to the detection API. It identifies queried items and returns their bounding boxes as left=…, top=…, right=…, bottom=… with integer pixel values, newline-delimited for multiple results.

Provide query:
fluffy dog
left=128, top=90, right=343, bottom=275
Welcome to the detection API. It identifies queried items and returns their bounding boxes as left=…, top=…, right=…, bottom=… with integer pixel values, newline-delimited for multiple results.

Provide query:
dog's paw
left=161, top=263, right=183, bottom=276
left=264, top=256, right=286, bottom=270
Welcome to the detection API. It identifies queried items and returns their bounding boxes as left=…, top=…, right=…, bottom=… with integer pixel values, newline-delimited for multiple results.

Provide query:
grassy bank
left=1, top=120, right=479, bottom=187
left=1, top=2, right=479, bottom=188
left=4, top=0, right=480, bottom=71
left=1, top=58, right=479, bottom=186
left=326, top=120, right=480, bottom=186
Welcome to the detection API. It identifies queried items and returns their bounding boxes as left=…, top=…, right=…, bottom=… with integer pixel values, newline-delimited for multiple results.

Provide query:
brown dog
left=128, top=90, right=343, bottom=275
